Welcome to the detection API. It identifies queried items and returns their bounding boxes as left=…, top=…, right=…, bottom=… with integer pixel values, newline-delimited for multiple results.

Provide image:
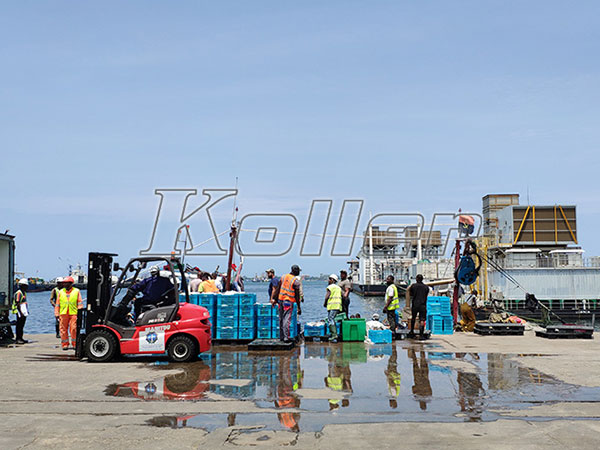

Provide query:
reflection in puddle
left=105, top=342, right=600, bottom=432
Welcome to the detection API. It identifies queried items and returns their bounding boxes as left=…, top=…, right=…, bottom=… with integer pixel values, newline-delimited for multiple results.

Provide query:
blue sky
left=1, top=1, right=599, bottom=278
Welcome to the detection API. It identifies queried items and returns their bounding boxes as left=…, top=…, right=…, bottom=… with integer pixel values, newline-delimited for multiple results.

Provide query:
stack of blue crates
left=426, top=296, right=453, bottom=335
left=215, top=294, right=239, bottom=339
left=256, top=303, right=276, bottom=339
left=237, top=294, right=256, bottom=340
left=214, top=293, right=257, bottom=340
left=255, top=302, right=298, bottom=339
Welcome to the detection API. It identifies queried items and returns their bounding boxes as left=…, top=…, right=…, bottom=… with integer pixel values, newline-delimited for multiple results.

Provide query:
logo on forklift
left=139, top=325, right=170, bottom=352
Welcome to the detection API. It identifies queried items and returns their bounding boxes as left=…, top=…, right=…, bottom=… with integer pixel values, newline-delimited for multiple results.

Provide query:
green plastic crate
left=341, top=318, right=366, bottom=342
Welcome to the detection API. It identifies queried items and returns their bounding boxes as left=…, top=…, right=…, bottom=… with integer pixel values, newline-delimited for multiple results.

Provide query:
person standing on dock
left=12, top=278, right=29, bottom=344
left=49, top=277, right=63, bottom=338
left=382, top=275, right=400, bottom=334
left=271, top=265, right=302, bottom=343
left=338, top=270, right=352, bottom=317
left=407, top=274, right=430, bottom=340
left=55, top=276, right=83, bottom=350
left=324, top=274, right=342, bottom=343
left=266, top=269, right=280, bottom=303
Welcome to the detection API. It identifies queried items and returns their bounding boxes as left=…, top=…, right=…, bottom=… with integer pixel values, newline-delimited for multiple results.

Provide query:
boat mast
left=225, top=177, right=239, bottom=291
left=368, top=214, right=374, bottom=284
left=225, top=223, right=237, bottom=291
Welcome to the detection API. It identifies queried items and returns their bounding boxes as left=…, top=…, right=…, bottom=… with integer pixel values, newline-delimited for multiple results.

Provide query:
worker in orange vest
left=199, top=273, right=219, bottom=293
left=54, top=276, right=83, bottom=350
left=271, top=265, right=301, bottom=343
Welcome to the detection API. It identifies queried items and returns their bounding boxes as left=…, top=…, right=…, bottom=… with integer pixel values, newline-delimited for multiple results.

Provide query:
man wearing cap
left=271, top=265, right=302, bottom=343
left=55, top=276, right=83, bottom=350
left=266, top=269, right=280, bottom=303
left=49, top=277, right=64, bottom=338
left=324, top=274, right=342, bottom=342
left=12, top=278, right=29, bottom=344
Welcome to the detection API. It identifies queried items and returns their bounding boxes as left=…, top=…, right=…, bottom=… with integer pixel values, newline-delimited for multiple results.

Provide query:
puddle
left=106, top=342, right=600, bottom=432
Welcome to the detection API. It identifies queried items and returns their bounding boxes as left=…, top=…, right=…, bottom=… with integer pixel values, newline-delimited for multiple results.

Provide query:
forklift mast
left=76, top=252, right=116, bottom=358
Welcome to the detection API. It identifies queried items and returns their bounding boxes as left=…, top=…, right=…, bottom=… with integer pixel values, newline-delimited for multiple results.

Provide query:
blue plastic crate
left=238, top=316, right=255, bottom=328
left=426, top=315, right=444, bottom=334
left=428, top=304, right=441, bottom=315
left=215, top=327, right=237, bottom=339
left=273, top=327, right=280, bottom=339
left=304, top=323, right=327, bottom=337
left=368, top=329, right=392, bottom=344
left=238, top=293, right=256, bottom=306
left=256, top=303, right=274, bottom=317
left=238, top=327, right=255, bottom=340
left=441, top=315, right=454, bottom=334
left=427, top=295, right=450, bottom=304
left=217, top=294, right=239, bottom=306
left=218, top=316, right=237, bottom=328
left=198, top=292, right=216, bottom=303
left=257, top=317, right=272, bottom=328
left=179, top=293, right=187, bottom=303
left=257, top=327, right=273, bottom=339
left=239, top=304, right=255, bottom=316
left=216, top=304, right=239, bottom=316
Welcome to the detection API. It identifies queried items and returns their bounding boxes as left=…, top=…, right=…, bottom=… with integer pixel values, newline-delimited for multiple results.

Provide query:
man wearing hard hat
left=55, top=276, right=83, bottom=350
left=12, top=278, right=29, bottom=344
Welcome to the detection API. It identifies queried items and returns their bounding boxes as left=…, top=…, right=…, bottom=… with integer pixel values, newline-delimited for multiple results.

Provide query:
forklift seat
left=136, top=304, right=178, bottom=327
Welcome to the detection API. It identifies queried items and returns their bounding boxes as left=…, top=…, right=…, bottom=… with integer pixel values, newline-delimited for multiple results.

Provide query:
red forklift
left=76, top=252, right=211, bottom=363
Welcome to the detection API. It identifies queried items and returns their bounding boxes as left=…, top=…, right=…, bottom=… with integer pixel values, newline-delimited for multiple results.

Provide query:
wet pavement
left=104, top=341, right=600, bottom=432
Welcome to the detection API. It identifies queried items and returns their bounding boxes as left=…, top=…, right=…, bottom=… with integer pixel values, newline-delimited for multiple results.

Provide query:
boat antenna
left=232, top=176, right=239, bottom=224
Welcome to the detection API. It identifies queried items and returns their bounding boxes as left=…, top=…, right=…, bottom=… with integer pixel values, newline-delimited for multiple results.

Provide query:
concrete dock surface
left=2, top=332, right=600, bottom=449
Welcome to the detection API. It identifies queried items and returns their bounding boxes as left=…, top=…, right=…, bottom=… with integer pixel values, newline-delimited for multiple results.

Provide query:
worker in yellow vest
left=198, top=273, right=219, bottom=293
left=324, top=274, right=342, bottom=343
left=12, top=278, right=29, bottom=344
left=382, top=275, right=400, bottom=334
left=271, top=265, right=301, bottom=343
left=54, top=276, right=83, bottom=350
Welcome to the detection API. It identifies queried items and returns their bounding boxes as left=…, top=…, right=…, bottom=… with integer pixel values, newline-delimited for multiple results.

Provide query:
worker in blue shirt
left=266, top=268, right=280, bottom=301
left=111, top=266, right=175, bottom=325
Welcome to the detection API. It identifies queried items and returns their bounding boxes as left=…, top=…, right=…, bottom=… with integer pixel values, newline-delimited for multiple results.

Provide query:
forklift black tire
left=85, top=329, right=118, bottom=363
left=167, top=335, right=197, bottom=363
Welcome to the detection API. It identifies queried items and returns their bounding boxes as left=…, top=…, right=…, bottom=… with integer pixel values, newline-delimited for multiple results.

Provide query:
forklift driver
left=111, top=266, right=175, bottom=326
